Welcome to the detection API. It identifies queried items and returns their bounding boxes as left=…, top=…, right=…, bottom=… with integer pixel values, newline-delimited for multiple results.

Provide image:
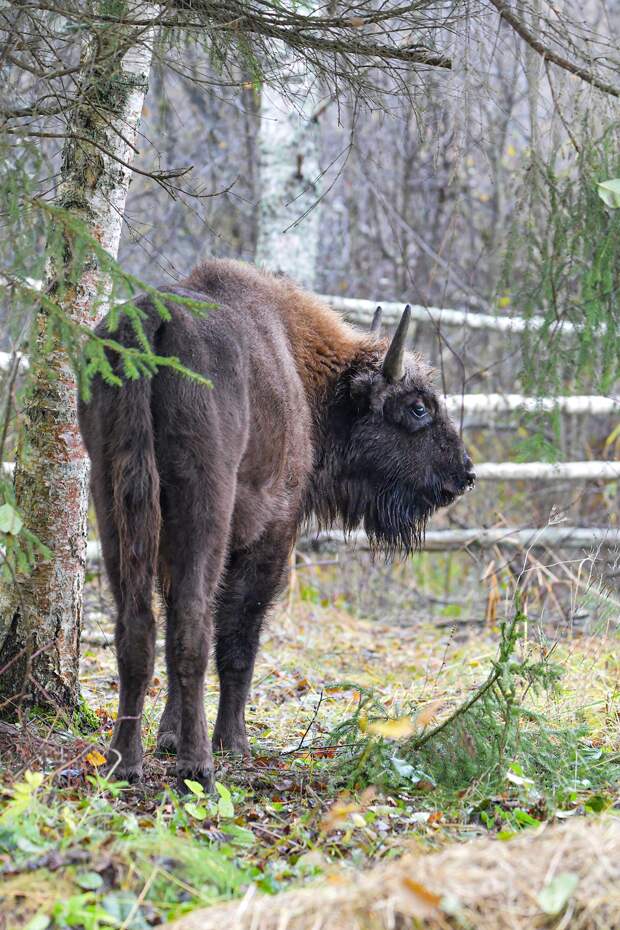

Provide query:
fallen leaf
left=414, top=700, right=444, bottom=728
left=401, top=876, right=441, bottom=907
left=85, top=750, right=106, bottom=768
left=320, top=797, right=361, bottom=832
left=367, top=717, right=415, bottom=739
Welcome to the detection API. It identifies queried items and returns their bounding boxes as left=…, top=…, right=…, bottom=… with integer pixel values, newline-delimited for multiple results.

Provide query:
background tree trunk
left=0, top=6, right=157, bottom=715
left=255, top=51, right=322, bottom=288
left=254, top=44, right=323, bottom=606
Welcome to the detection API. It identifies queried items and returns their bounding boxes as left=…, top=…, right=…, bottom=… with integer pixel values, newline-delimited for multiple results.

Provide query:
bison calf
left=78, top=259, right=475, bottom=791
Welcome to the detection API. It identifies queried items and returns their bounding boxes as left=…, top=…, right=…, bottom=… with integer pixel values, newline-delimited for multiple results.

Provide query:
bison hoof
left=212, top=728, right=251, bottom=757
left=176, top=762, right=214, bottom=795
left=214, top=739, right=251, bottom=758
left=107, top=760, right=143, bottom=784
left=156, top=730, right=178, bottom=756
left=116, top=765, right=144, bottom=784
left=106, top=747, right=143, bottom=783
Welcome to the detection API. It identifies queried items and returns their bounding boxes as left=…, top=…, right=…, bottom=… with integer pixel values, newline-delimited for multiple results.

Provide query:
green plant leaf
left=215, top=782, right=234, bottom=818
left=513, top=809, right=541, bottom=827
left=24, top=915, right=50, bottom=930
left=220, top=823, right=255, bottom=846
left=76, top=871, right=104, bottom=890
left=585, top=794, right=611, bottom=813
left=0, top=503, right=23, bottom=535
left=537, top=872, right=579, bottom=915
left=24, top=771, right=44, bottom=789
left=184, top=779, right=206, bottom=797
left=102, top=892, right=148, bottom=929
left=184, top=802, right=208, bottom=821
left=597, top=178, right=620, bottom=209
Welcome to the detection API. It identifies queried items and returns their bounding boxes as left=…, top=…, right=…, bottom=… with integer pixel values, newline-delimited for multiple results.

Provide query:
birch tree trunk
left=255, top=52, right=322, bottom=289
left=0, top=4, right=157, bottom=714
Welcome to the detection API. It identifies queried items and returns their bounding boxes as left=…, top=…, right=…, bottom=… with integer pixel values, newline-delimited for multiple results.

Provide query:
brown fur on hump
left=185, top=259, right=383, bottom=402
left=274, top=277, right=383, bottom=399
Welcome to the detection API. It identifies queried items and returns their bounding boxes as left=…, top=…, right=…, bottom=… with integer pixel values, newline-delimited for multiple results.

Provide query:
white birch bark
left=0, top=3, right=157, bottom=711
left=255, top=50, right=322, bottom=289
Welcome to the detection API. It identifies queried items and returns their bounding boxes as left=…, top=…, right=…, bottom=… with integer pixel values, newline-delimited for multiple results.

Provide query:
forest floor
left=2, top=561, right=620, bottom=930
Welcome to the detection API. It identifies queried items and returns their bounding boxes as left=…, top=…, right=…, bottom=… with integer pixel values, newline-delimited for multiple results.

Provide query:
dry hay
left=166, top=817, right=620, bottom=930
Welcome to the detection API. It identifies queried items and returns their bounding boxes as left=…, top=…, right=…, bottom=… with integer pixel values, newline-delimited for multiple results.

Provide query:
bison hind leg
left=213, top=529, right=293, bottom=756
left=90, top=458, right=156, bottom=785
left=108, top=598, right=157, bottom=784
left=156, top=477, right=235, bottom=794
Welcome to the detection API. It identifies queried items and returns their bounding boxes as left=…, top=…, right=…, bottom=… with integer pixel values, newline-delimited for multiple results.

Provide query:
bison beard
left=78, top=259, right=474, bottom=792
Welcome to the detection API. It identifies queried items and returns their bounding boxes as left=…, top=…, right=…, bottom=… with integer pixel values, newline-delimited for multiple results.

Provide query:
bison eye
left=411, top=402, right=427, bottom=418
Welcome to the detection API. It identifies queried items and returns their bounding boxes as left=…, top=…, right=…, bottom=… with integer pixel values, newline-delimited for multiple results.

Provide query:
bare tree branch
left=488, top=0, right=620, bottom=98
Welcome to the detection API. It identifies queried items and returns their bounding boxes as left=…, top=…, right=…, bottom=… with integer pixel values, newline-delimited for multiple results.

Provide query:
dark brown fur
left=78, top=259, right=474, bottom=790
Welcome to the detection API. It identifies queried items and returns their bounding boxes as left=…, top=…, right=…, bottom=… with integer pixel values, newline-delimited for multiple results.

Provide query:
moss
left=73, top=694, right=100, bottom=733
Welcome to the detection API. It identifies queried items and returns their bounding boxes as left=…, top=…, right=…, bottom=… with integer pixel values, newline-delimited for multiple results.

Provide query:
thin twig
left=286, top=689, right=324, bottom=754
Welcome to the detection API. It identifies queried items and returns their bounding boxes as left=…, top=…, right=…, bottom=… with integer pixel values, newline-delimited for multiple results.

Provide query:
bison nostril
left=463, top=451, right=474, bottom=471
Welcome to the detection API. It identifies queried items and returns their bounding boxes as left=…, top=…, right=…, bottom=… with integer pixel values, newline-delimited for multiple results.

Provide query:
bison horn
left=370, top=305, right=383, bottom=334
left=382, top=304, right=411, bottom=382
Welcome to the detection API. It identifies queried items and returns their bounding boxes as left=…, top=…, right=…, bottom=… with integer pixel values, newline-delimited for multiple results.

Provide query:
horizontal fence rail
left=299, top=526, right=620, bottom=551
left=444, top=394, right=619, bottom=415
left=323, top=294, right=581, bottom=335
left=474, top=462, right=620, bottom=481
left=1, top=353, right=617, bottom=416
left=82, top=526, right=620, bottom=563
left=4, top=528, right=615, bottom=572
left=0, top=276, right=599, bottom=342
left=1, top=355, right=617, bottom=417
left=5, top=460, right=619, bottom=480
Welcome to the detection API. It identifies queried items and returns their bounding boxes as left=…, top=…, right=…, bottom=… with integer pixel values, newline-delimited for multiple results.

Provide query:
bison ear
left=382, top=305, right=411, bottom=382
left=370, top=305, right=383, bottom=334
left=348, top=370, right=374, bottom=413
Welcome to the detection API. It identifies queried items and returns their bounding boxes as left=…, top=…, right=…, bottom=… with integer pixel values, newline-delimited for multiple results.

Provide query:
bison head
left=310, top=305, right=476, bottom=554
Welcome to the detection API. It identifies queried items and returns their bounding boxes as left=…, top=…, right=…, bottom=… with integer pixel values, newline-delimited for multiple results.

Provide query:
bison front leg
left=213, top=531, right=293, bottom=755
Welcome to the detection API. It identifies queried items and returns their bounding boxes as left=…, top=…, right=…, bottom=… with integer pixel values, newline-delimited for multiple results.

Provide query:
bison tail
left=81, top=298, right=168, bottom=608
left=97, top=305, right=165, bottom=608
left=111, top=375, right=161, bottom=605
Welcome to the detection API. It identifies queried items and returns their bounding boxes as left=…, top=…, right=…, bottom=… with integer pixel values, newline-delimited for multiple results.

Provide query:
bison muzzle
left=78, top=259, right=475, bottom=791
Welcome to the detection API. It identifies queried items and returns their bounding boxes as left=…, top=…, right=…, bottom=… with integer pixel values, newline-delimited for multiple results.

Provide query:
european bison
left=78, top=259, right=475, bottom=790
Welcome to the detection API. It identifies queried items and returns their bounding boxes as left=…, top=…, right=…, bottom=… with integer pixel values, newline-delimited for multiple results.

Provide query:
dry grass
left=166, top=817, right=620, bottom=930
